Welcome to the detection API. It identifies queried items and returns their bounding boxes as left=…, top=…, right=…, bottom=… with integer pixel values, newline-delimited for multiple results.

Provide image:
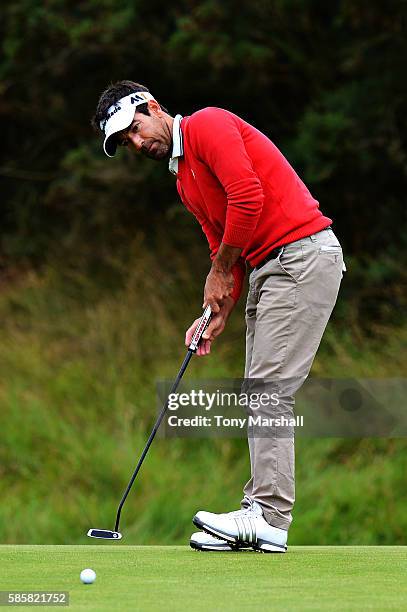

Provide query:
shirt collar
left=168, top=114, right=183, bottom=175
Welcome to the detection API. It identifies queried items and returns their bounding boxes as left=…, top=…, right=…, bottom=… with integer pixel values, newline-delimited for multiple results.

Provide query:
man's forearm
left=204, top=243, right=243, bottom=311
left=211, top=243, right=242, bottom=273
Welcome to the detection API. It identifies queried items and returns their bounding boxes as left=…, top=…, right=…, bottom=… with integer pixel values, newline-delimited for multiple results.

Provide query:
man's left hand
left=185, top=296, right=235, bottom=356
left=203, top=268, right=234, bottom=313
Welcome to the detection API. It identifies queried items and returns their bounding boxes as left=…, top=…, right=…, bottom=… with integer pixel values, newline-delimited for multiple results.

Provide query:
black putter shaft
left=114, top=350, right=192, bottom=532
left=114, top=304, right=212, bottom=533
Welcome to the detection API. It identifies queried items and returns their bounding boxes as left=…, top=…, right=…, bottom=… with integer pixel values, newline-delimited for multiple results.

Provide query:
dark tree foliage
left=1, top=0, right=406, bottom=266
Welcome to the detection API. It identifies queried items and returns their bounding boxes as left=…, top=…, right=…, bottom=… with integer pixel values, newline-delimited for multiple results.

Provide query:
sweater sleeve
left=193, top=207, right=246, bottom=303
left=188, top=108, right=265, bottom=249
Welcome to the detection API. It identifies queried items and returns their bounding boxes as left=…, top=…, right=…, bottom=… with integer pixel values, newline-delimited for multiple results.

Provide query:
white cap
left=100, top=91, right=156, bottom=157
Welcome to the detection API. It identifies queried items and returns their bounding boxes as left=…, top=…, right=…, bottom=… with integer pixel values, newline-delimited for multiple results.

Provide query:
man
left=92, top=81, right=344, bottom=553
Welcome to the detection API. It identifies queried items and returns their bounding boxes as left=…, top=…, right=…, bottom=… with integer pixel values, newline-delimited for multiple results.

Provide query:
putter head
left=87, top=528, right=122, bottom=540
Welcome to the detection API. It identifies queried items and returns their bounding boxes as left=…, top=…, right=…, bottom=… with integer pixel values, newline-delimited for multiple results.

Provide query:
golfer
left=93, top=81, right=344, bottom=553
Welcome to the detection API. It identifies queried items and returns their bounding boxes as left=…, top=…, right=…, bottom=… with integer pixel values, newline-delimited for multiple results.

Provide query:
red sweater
left=175, top=107, right=332, bottom=301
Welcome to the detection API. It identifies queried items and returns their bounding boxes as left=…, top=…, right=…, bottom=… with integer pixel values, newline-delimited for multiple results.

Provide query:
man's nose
left=128, top=133, right=144, bottom=152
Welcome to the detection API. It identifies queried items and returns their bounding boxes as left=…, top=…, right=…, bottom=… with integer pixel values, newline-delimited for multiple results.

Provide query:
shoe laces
left=226, top=498, right=262, bottom=518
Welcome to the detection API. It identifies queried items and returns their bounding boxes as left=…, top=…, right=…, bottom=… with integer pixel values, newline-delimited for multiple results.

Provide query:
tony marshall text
left=167, top=415, right=304, bottom=428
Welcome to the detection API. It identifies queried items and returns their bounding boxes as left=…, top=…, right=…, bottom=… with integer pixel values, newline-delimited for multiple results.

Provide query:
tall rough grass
left=0, top=237, right=406, bottom=544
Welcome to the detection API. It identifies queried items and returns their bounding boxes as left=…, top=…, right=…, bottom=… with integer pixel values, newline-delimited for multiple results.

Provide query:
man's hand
left=203, top=268, right=234, bottom=313
left=185, top=296, right=235, bottom=356
left=203, top=243, right=242, bottom=313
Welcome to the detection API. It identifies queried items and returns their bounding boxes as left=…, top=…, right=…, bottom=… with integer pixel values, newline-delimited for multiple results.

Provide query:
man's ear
left=147, top=99, right=162, bottom=116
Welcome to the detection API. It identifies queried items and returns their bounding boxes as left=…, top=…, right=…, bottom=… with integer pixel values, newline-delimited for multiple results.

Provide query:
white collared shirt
left=168, top=114, right=184, bottom=175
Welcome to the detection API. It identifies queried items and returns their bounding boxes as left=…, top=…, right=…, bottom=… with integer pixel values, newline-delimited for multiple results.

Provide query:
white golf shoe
left=193, top=500, right=287, bottom=553
left=190, top=531, right=248, bottom=552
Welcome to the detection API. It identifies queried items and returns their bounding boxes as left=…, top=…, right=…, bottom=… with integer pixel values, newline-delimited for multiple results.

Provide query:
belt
left=254, top=227, right=333, bottom=271
left=254, top=247, right=283, bottom=271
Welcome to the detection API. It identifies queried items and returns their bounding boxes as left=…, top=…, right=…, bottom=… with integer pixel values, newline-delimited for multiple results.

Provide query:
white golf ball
left=80, top=568, right=96, bottom=584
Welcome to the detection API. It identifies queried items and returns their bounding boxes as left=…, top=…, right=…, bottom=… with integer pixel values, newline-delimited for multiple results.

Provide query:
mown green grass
left=1, top=546, right=406, bottom=611
left=0, top=248, right=406, bottom=545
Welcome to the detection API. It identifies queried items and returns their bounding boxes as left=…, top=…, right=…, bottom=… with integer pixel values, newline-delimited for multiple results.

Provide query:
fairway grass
left=0, top=546, right=406, bottom=611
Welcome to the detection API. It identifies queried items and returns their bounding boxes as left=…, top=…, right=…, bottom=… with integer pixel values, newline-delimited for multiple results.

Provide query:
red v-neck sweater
left=175, top=107, right=332, bottom=302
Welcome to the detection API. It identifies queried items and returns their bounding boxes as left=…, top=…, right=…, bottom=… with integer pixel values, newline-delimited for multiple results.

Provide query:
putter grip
left=188, top=304, right=212, bottom=352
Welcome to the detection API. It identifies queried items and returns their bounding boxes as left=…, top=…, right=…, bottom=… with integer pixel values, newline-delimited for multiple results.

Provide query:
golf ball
left=80, top=568, right=96, bottom=584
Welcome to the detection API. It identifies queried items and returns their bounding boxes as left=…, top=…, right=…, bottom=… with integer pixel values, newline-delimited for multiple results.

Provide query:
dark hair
left=91, top=80, right=169, bottom=132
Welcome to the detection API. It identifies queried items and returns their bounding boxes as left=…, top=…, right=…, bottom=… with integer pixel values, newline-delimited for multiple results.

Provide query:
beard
left=141, top=140, right=171, bottom=161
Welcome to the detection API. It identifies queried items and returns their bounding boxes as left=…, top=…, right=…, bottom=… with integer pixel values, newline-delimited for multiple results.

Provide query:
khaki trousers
left=241, top=227, right=344, bottom=530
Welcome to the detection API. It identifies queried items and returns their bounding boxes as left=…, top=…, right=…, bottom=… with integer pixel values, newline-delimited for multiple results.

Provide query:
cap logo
left=130, top=93, right=149, bottom=104
left=107, top=105, right=121, bottom=120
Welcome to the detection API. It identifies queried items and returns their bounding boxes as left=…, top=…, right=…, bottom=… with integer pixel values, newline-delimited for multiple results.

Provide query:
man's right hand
left=185, top=296, right=235, bottom=356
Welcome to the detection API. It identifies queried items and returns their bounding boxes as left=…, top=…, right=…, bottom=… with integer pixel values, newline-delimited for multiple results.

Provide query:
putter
left=87, top=304, right=212, bottom=540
